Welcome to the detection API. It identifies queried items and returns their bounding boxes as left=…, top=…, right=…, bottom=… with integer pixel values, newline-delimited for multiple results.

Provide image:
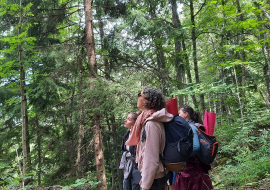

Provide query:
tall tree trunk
left=190, top=0, right=205, bottom=110
left=77, top=57, right=84, bottom=177
left=219, top=0, right=227, bottom=116
left=171, top=0, right=185, bottom=106
left=36, top=116, right=41, bottom=186
left=257, top=13, right=270, bottom=104
left=84, top=0, right=107, bottom=189
left=85, top=0, right=97, bottom=79
left=254, top=2, right=270, bottom=22
left=149, top=2, right=166, bottom=92
left=170, top=0, right=197, bottom=106
left=262, top=32, right=270, bottom=104
left=182, top=37, right=197, bottom=107
left=98, top=17, right=110, bottom=79
left=110, top=161, right=115, bottom=190
left=233, top=66, right=244, bottom=123
left=19, top=0, right=29, bottom=187
left=236, top=0, right=246, bottom=99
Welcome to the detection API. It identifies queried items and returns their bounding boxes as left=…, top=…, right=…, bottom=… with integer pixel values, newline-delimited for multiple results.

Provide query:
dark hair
left=182, top=105, right=203, bottom=124
left=130, top=110, right=142, bottom=121
left=142, top=87, right=165, bottom=111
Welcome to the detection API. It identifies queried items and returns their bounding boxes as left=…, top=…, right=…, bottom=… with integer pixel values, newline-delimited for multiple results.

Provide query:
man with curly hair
left=126, top=87, right=174, bottom=190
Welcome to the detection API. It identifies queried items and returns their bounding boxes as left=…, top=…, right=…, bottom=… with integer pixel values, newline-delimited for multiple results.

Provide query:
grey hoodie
left=137, top=108, right=173, bottom=190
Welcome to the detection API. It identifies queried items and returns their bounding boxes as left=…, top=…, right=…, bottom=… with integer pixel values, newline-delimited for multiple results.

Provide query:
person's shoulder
left=144, top=120, right=164, bottom=132
left=145, top=119, right=163, bottom=126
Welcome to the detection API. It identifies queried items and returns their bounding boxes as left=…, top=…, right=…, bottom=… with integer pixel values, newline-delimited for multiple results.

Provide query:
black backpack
left=162, top=115, right=194, bottom=172
left=194, top=123, right=218, bottom=165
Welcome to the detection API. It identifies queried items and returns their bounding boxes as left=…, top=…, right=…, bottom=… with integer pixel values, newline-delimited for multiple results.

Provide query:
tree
left=18, top=0, right=29, bottom=187
left=84, top=0, right=107, bottom=189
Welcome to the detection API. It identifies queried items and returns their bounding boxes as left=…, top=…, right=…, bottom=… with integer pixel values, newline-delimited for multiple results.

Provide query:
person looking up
left=126, top=87, right=174, bottom=190
left=119, top=111, right=142, bottom=190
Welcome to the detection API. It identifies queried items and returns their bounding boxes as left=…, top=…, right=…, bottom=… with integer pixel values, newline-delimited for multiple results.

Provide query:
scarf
left=125, top=109, right=155, bottom=146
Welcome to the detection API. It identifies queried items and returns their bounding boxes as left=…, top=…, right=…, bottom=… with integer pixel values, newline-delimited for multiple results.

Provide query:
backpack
left=189, top=123, right=200, bottom=156
left=194, top=123, right=218, bottom=165
left=162, top=115, right=194, bottom=172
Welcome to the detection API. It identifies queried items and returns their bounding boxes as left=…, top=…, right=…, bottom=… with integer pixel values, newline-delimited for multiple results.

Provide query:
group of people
left=119, top=87, right=213, bottom=190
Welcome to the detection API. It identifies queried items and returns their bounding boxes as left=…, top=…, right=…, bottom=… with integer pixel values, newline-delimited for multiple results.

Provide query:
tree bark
left=19, top=0, right=29, bottom=187
left=260, top=19, right=270, bottom=104
left=263, top=37, right=270, bottom=104
left=190, top=0, right=205, bottom=110
left=84, top=0, right=107, bottom=189
left=36, top=116, right=41, bottom=186
left=254, top=2, right=270, bottom=22
left=93, top=116, right=107, bottom=190
left=233, top=66, right=244, bottom=123
left=182, top=36, right=197, bottom=107
left=236, top=0, right=246, bottom=98
left=149, top=2, right=166, bottom=92
left=171, top=0, right=185, bottom=106
left=85, top=0, right=97, bottom=79
left=77, top=59, right=84, bottom=177
left=98, top=17, right=110, bottom=79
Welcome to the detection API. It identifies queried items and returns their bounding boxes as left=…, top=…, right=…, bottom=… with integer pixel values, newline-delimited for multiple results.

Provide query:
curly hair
left=142, top=87, right=165, bottom=111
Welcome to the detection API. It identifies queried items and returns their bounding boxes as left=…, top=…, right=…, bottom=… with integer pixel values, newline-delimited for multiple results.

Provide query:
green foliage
left=0, top=159, right=21, bottom=189
left=1, top=0, right=270, bottom=189
left=212, top=100, right=270, bottom=189
left=62, top=175, right=100, bottom=190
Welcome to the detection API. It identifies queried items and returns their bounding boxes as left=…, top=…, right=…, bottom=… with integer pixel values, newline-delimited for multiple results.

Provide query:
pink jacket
left=137, top=108, right=173, bottom=190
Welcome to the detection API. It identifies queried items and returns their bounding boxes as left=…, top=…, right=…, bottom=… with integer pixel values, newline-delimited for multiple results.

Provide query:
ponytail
left=182, top=106, right=202, bottom=124
left=193, top=111, right=203, bottom=124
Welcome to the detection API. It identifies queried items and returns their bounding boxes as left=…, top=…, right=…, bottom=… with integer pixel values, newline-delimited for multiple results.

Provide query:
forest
left=0, top=0, right=270, bottom=189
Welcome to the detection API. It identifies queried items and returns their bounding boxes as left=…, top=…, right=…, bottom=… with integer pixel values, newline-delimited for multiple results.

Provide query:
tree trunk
left=236, top=0, right=246, bottom=98
left=171, top=0, right=185, bottom=106
left=220, top=0, right=227, bottom=116
left=85, top=0, right=97, bottom=79
left=233, top=66, right=244, bottom=123
left=182, top=37, right=197, bottom=107
left=110, top=161, right=115, bottom=190
left=77, top=59, right=84, bottom=177
left=19, top=0, right=29, bottom=187
left=259, top=16, right=270, bottom=104
left=254, top=2, right=270, bottom=22
left=149, top=3, right=166, bottom=92
left=36, top=116, right=41, bottom=186
left=190, top=0, right=205, bottom=110
left=98, top=17, right=110, bottom=79
left=262, top=33, right=270, bottom=104
left=93, top=116, right=107, bottom=190
left=84, top=0, right=107, bottom=189
left=170, top=1, right=197, bottom=106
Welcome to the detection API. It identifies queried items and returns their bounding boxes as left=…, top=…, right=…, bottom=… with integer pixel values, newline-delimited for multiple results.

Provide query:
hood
left=146, top=108, right=174, bottom=123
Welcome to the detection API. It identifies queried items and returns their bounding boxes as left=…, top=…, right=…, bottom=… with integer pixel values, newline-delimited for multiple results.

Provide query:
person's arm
left=140, top=121, right=162, bottom=190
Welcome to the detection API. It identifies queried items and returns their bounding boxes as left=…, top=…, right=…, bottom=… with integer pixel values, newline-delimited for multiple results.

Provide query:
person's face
left=137, top=90, right=145, bottom=110
left=124, top=113, right=135, bottom=129
left=179, top=108, right=189, bottom=121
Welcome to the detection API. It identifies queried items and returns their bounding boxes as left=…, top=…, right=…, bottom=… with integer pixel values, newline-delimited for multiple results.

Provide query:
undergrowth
left=212, top=103, right=270, bottom=189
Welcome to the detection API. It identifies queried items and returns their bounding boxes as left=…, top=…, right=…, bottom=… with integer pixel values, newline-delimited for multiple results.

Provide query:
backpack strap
left=194, top=123, right=206, bottom=132
left=141, top=124, right=147, bottom=142
left=159, top=154, right=167, bottom=176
